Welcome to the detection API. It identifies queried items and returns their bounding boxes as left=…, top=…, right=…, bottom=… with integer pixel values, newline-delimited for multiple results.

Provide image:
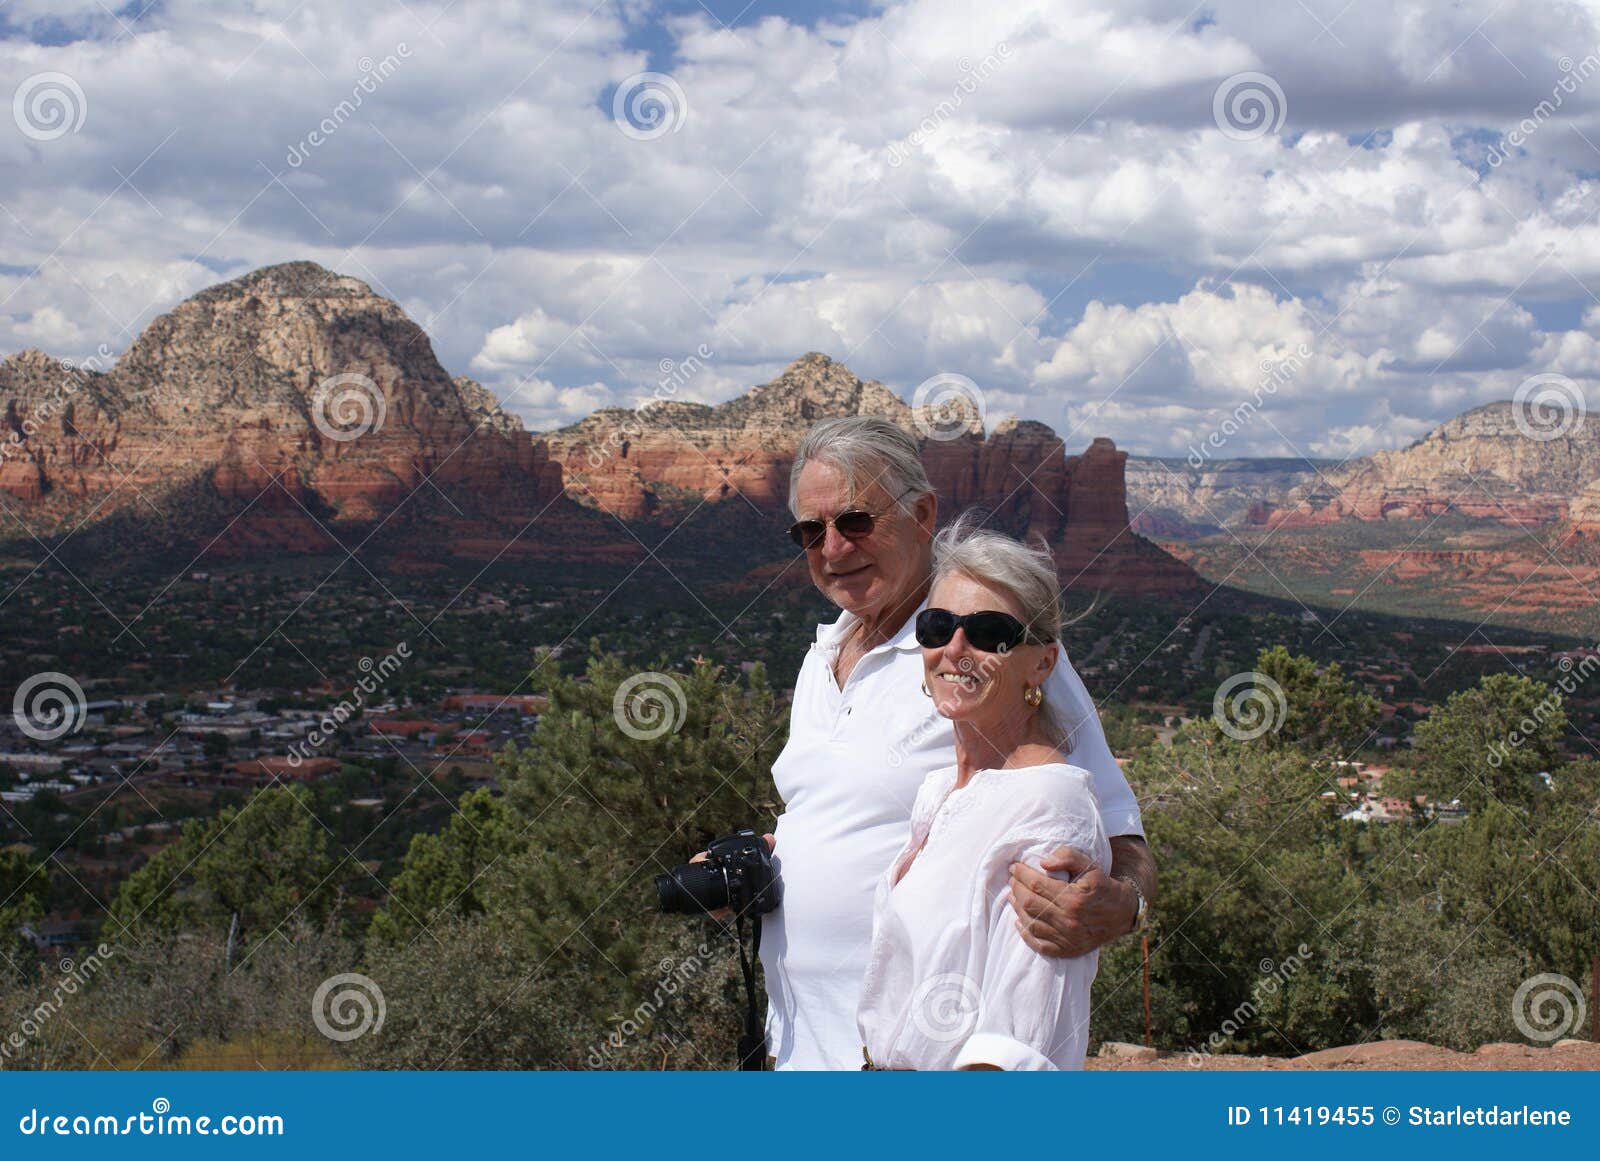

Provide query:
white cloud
left=3, top=0, right=1600, bottom=462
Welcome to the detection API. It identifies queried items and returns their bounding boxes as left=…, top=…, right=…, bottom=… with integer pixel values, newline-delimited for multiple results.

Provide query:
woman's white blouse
left=761, top=601, right=1142, bottom=1070
left=856, top=761, right=1111, bottom=1071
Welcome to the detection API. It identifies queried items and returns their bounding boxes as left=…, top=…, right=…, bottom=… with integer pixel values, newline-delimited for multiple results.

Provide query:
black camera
left=656, top=828, right=781, bottom=918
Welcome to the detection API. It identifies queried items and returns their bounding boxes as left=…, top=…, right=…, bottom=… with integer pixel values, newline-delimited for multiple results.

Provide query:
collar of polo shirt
left=816, top=597, right=929, bottom=655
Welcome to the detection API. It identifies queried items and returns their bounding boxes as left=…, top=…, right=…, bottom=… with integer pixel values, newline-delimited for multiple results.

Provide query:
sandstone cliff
left=1125, top=456, right=1326, bottom=538
left=0, top=265, right=1198, bottom=593
left=1254, top=403, right=1596, bottom=531
left=0, top=262, right=603, bottom=564
left=545, top=352, right=1199, bottom=595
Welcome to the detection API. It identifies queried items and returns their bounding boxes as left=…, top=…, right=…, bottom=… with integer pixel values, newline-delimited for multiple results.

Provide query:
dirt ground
left=1087, top=1038, right=1600, bottom=1071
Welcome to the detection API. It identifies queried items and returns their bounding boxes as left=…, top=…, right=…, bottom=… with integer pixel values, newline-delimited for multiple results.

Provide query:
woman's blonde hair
left=930, top=511, right=1062, bottom=645
left=930, top=512, right=1076, bottom=751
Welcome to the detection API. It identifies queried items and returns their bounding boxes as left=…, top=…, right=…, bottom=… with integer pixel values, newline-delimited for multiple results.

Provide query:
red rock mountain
left=1216, top=403, right=1600, bottom=533
left=0, top=262, right=1198, bottom=593
left=545, top=351, right=1199, bottom=594
left=0, top=262, right=609, bottom=566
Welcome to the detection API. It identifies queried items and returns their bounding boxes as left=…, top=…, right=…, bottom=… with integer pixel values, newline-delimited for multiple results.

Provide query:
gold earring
left=1023, top=685, right=1043, bottom=708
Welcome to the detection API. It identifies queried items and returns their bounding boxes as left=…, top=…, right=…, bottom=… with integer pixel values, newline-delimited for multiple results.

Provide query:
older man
left=760, top=415, right=1157, bottom=1070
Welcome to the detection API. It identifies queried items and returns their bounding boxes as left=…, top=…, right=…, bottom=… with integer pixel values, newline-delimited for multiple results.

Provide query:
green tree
left=1098, top=731, right=1372, bottom=1055
left=368, top=788, right=526, bottom=945
left=369, top=647, right=784, bottom=1066
left=107, top=785, right=349, bottom=949
left=1252, top=645, right=1381, bottom=756
left=0, top=849, right=48, bottom=976
left=1411, top=674, right=1562, bottom=811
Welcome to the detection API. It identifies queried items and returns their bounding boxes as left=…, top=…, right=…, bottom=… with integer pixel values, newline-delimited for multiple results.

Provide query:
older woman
left=760, top=416, right=1155, bottom=1070
left=856, top=518, right=1108, bottom=1070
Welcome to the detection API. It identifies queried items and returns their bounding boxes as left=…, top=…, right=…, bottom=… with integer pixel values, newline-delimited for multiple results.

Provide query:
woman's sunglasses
left=915, top=607, right=1051, bottom=653
left=787, top=507, right=882, bottom=550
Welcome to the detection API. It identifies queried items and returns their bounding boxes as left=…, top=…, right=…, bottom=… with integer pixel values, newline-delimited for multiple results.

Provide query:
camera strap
left=735, top=913, right=767, bottom=1071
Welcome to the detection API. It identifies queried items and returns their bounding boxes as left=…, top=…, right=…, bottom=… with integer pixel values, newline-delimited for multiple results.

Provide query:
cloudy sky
left=4, top=0, right=1600, bottom=461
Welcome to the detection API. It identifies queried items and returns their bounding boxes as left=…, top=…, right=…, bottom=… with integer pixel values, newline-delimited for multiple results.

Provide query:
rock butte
left=1127, top=402, right=1600, bottom=540
left=1, top=261, right=1198, bottom=592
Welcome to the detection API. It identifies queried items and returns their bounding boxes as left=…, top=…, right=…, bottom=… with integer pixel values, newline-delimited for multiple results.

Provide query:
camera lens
left=654, top=862, right=729, bottom=914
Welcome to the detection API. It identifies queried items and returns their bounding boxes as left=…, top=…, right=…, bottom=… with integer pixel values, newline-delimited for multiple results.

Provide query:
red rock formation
left=546, top=353, right=1200, bottom=595
left=1259, top=402, right=1594, bottom=531
left=0, top=267, right=1194, bottom=593
left=0, top=262, right=605, bottom=564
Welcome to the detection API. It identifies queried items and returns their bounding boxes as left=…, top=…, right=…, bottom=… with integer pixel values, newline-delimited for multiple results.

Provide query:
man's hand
left=691, top=833, right=776, bottom=920
left=1009, top=835, right=1155, bottom=958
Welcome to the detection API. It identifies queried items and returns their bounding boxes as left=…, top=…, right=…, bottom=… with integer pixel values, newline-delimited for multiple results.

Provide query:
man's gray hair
left=788, top=416, right=935, bottom=517
left=931, top=512, right=1062, bottom=646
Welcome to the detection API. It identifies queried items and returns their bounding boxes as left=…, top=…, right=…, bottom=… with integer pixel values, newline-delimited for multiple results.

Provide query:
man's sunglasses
left=787, top=507, right=884, bottom=550
left=914, top=607, right=1052, bottom=653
